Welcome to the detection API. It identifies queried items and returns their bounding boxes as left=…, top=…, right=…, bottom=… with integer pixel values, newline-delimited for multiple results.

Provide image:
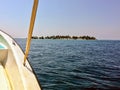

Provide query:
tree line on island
left=32, top=35, right=96, bottom=40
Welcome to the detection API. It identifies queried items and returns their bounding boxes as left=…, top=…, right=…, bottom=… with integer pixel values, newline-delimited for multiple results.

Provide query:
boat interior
left=0, top=33, right=40, bottom=90
left=0, top=34, right=25, bottom=90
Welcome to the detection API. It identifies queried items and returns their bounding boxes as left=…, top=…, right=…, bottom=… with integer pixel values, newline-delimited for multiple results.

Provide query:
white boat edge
left=0, top=30, right=41, bottom=90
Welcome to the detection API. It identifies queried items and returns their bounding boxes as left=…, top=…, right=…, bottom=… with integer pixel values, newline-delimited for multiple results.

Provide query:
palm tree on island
left=32, top=35, right=96, bottom=40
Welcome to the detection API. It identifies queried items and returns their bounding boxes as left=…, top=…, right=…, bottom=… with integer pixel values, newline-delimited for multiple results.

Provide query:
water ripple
left=16, top=39, right=120, bottom=90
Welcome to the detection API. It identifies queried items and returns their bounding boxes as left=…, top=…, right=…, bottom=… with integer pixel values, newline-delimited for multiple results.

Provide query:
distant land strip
left=32, top=35, right=96, bottom=40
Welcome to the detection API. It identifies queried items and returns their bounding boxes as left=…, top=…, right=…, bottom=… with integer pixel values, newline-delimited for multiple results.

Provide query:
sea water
left=16, top=39, right=120, bottom=90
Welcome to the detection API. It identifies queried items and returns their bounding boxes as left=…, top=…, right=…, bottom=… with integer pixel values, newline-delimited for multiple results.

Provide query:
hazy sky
left=0, top=0, right=120, bottom=40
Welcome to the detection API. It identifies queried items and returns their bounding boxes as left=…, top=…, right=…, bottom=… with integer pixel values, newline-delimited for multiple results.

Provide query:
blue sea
left=16, top=39, right=120, bottom=90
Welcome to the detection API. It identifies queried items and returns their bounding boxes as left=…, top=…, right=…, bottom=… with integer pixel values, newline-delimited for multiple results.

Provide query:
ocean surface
left=16, top=39, right=120, bottom=90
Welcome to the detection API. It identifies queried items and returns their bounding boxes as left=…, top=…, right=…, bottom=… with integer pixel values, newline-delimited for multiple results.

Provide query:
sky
left=0, top=0, right=120, bottom=40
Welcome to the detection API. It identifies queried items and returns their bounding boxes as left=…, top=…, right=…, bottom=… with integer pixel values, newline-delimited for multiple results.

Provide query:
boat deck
left=0, top=63, right=11, bottom=90
left=0, top=30, right=41, bottom=90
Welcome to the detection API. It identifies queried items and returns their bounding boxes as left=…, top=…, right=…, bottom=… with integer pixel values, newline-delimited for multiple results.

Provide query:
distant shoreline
left=32, top=35, right=96, bottom=40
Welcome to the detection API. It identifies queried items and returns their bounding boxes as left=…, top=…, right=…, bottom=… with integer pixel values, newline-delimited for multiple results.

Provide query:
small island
left=32, top=35, right=96, bottom=40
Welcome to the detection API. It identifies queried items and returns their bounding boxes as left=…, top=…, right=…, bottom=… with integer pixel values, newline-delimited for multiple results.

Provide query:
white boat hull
left=0, top=30, right=41, bottom=90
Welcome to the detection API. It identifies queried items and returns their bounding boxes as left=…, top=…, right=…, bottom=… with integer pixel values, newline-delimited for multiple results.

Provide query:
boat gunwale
left=0, top=29, right=42, bottom=89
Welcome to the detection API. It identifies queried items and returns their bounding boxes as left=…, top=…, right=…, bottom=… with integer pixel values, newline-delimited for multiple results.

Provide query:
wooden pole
left=24, top=0, right=39, bottom=65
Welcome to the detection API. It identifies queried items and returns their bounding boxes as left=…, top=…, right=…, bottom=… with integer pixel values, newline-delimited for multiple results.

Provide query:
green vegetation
left=32, top=35, right=96, bottom=40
